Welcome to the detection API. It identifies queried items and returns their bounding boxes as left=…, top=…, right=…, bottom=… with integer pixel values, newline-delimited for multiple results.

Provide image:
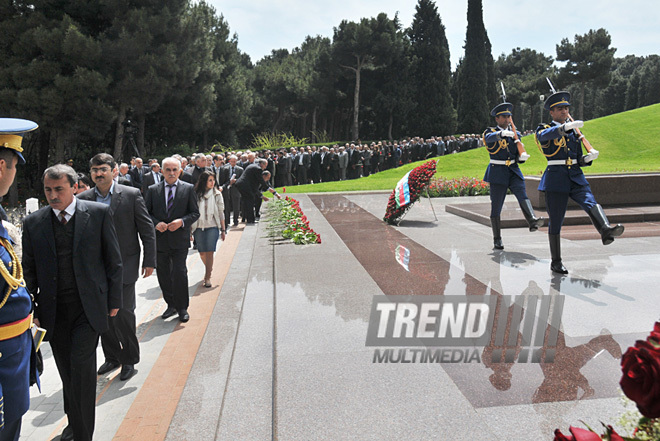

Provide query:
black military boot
left=491, top=217, right=504, bottom=250
left=520, top=199, right=544, bottom=232
left=587, top=204, right=624, bottom=245
left=549, top=234, right=568, bottom=274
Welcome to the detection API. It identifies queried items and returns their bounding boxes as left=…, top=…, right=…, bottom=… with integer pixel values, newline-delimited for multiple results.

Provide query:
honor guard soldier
left=483, top=102, right=543, bottom=250
left=0, top=118, right=39, bottom=441
left=535, top=91, right=624, bottom=274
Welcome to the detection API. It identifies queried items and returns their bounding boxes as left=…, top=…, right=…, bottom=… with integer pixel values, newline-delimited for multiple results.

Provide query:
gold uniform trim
left=0, top=135, right=24, bottom=153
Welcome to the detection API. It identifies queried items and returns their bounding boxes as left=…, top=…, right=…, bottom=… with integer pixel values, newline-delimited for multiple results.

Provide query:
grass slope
left=279, top=103, right=660, bottom=194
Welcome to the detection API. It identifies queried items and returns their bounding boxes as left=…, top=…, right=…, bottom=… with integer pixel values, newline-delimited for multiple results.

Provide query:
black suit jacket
left=141, top=171, right=163, bottom=194
left=145, top=180, right=200, bottom=250
left=77, top=184, right=157, bottom=284
left=234, top=164, right=265, bottom=200
left=129, top=166, right=150, bottom=188
left=22, top=199, right=124, bottom=337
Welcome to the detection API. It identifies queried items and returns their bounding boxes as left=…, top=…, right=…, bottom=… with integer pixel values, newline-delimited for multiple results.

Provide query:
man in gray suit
left=78, top=153, right=156, bottom=382
left=23, top=164, right=123, bottom=441
left=145, top=157, right=199, bottom=322
left=218, top=155, right=243, bottom=227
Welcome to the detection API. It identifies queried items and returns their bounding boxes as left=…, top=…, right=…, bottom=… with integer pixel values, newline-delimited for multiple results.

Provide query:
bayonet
left=546, top=77, right=557, bottom=94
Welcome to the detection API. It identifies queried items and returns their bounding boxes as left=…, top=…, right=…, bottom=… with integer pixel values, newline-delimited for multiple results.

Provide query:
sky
left=205, top=0, right=659, bottom=69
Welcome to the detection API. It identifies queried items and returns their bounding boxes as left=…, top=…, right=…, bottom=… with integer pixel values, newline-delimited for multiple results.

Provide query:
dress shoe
left=97, top=361, right=119, bottom=375
left=233, top=221, right=239, bottom=227
left=162, top=306, right=177, bottom=319
left=179, top=310, right=190, bottom=322
left=61, top=425, right=74, bottom=441
left=120, top=364, right=136, bottom=381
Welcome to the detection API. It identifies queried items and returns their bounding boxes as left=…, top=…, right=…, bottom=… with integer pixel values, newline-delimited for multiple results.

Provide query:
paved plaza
left=21, top=192, right=660, bottom=440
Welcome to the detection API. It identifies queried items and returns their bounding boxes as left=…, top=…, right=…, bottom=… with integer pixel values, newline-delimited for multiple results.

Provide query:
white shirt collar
left=52, top=197, right=77, bottom=219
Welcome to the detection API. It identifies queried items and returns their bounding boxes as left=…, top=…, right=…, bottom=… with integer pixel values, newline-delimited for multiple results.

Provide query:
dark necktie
left=166, top=184, right=175, bottom=217
left=60, top=213, right=68, bottom=225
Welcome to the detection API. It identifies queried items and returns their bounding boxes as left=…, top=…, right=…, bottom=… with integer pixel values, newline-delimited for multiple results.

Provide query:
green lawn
left=278, top=103, right=660, bottom=194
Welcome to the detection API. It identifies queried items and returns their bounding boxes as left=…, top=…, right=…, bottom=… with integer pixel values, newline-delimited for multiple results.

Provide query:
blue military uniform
left=0, top=118, right=39, bottom=441
left=483, top=102, right=543, bottom=250
left=536, top=91, right=623, bottom=274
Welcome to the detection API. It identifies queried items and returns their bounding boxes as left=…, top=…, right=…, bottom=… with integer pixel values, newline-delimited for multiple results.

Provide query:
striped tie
left=60, top=213, right=67, bottom=225
left=166, top=184, right=175, bottom=217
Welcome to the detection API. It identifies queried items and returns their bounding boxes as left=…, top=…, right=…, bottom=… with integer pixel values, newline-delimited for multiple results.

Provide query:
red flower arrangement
left=276, top=196, right=321, bottom=245
left=383, top=160, right=437, bottom=225
left=554, top=321, right=660, bottom=440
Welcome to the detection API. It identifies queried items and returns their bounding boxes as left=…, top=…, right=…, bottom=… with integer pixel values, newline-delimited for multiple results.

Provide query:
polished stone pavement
left=21, top=192, right=660, bottom=440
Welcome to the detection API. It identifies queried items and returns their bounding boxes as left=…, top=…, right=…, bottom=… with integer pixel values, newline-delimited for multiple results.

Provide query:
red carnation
left=620, top=339, right=660, bottom=418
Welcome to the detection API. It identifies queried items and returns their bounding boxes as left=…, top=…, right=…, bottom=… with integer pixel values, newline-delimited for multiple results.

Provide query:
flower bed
left=268, top=196, right=321, bottom=245
left=426, top=176, right=490, bottom=198
left=383, top=160, right=437, bottom=225
left=554, top=321, right=660, bottom=440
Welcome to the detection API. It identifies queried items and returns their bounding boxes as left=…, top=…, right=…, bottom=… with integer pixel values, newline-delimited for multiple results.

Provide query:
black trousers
left=101, top=282, right=140, bottom=365
left=49, top=301, right=99, bottom=441
left=156, top=248, right=190, bottom=311
left=240, top=193, right=256, bottom=223
left=223, top=189, right=241, bottom=225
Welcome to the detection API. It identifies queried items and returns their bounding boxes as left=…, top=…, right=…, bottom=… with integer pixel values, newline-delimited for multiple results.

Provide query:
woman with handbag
left=191, top=171, right=226, bottom=287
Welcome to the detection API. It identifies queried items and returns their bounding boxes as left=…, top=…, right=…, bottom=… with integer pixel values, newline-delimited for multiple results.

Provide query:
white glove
left=500, top=129, right=515, bottom=138
left=583, top=149, right=599, bottom=163
left=564, top=120, right=584, bottom=131
left=519, top=152, right=530, bottom=162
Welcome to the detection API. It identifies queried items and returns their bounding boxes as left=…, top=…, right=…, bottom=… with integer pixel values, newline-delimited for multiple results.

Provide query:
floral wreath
left=383, top=160, right=437, bottom=225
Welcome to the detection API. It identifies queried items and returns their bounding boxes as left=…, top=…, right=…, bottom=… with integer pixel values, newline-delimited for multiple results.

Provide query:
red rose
left=649, top=321, right=660, bottom=344
left=605, top=426, right=624, bottom=441
left=555, top=427, right=603, bottom=441
left=553, top=429, right=573, bottom=441
left=620, top=340, right=660, bottom=418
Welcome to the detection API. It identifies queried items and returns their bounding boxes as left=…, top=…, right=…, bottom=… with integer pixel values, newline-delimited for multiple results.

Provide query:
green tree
left=455, top=0, right=494, bottom=133
left=408, top=0, right=456, bottom=136
left=556, top=28, right=616, bottom=120
left=101, top=0, right=187, bottom=159
left=332, top=13, right=403, bottom=140
left=495, top=48, right=554, bottom=130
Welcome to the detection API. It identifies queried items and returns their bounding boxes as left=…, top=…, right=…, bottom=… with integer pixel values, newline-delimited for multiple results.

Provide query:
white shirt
left=52, top=197, right=77, bottom=223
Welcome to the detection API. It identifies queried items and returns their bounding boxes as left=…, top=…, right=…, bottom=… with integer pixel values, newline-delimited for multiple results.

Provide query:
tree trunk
left=579, top=81, right=585, bottom=120
left=113, top=105, right=127, bottom=160
left=311, top=105, right=318, bottom=143
left=388, top=108, right=393, bottom=141
left=273, top=104, right=284, bottom=133
left=137, top=113, right=146, bottom=157
left=53, top=129, right=66, bottom=164
left=202, top=130, right=208, bottom=151
left=352, top=59, right=361, bottom=141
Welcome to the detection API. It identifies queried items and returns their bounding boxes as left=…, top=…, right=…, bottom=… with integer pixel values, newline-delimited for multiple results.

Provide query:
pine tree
left=408, top=0, right=456, bottom=136
left=456, top=0, right=493, bottom=133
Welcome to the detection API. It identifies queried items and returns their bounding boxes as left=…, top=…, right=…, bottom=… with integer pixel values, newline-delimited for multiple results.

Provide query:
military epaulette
left=483, top=127, right=497, bottom=138
left=536, top=123, right=550, bottom=133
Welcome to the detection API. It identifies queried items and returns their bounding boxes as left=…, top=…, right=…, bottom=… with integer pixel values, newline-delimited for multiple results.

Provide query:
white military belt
left=547, top=158, right=577, bottom=166
left=489, top=159, right=516, bottom=166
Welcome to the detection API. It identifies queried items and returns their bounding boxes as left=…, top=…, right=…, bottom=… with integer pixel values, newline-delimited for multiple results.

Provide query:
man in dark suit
left=145, top=157, right=199, bottom=322
left=235, top=159, right=279, bottom=223
left=22, top=164, right=123, bottom=441
left=218, top=155, right=243, bottom=227
left=141, top=162, right=162, bottom=194
left=183, top=153, right=209, bottom=186
left=128, top=157, right=149, bottom=190
left=78, top=153, right=156, bottom=382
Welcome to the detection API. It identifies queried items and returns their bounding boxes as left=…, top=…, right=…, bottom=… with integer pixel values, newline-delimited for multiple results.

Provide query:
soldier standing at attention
left=483, top=102, right=543, bottom=250
left=0, top=118, right=39, bottom=441
left=536, top=91, right=623, bottom=274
